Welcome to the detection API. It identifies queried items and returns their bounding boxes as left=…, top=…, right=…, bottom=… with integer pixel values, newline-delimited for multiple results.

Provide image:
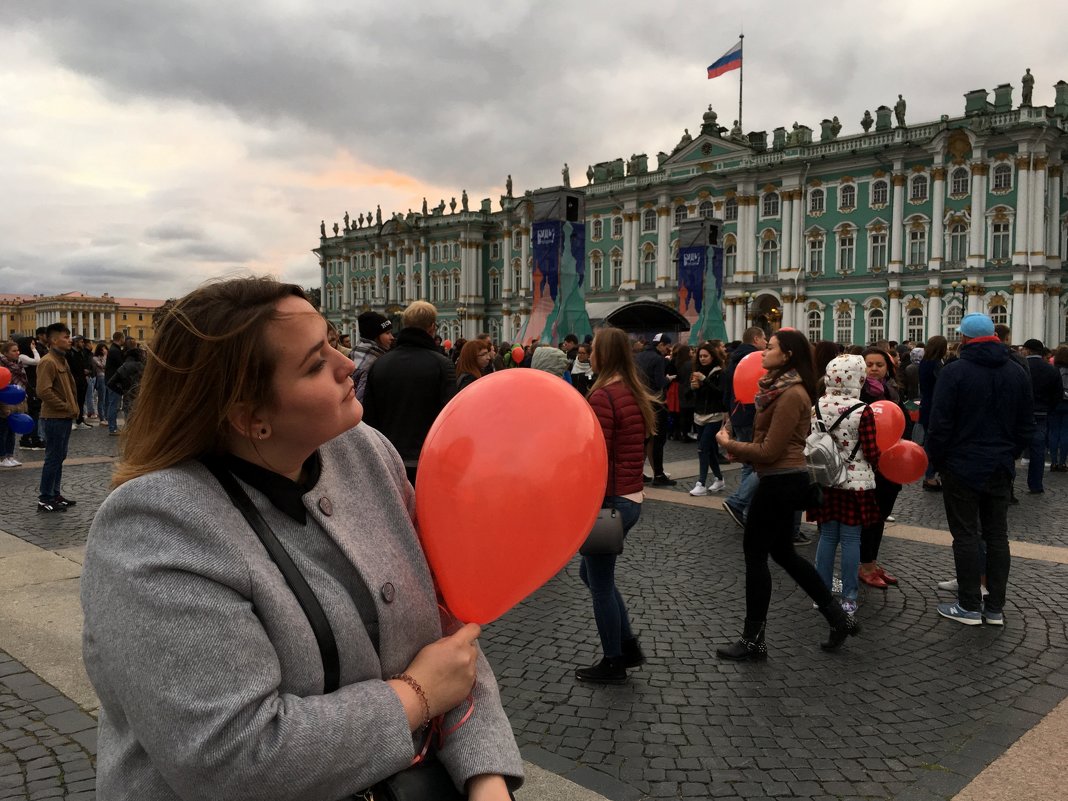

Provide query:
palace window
left=839, top=184, right=856, bottom=210
left=674, top=205, right=687, bottom=226
left=867, top=308, right=885, bottom=344
left=948, top=224, right=968, bottom=265
left=724, top=240, right=737, bottom=277
left=452, top=243, right=461, bottom=261
left=612, top=216, right=623, bottom=238
left=489, top=270, right=500, bottom=300
left=760, top=236, right=779, bottom=276
left=591, top=219, right=603, bottom=240
left=809, top=188, right=825, bottom=213
left=611, top=251, right=623, bottom=286
left=397, top=275, right=406, bottom=303
left=431, top=245, right=439, bottom=262
left=946, top=303, right=963, bottom=343
left=642, top=209, right=657, bottom=232
left=808, top=237, right=824, bottom=275
left=513, top=230, right=522, bottom=249
left=991, top=221, right=1011, bottom=261
left=990, top=304, right=1008, bottom=326
left=451, top=270, right=461, bottom=299
left=908, top=229, right=928, bottom=267
left=491, top=242, right=501, bottom=260
left=807, top=309, right=823, bottom=343
left=762, top=192, right=780, bottom=217
left=910, top=175, right=929, bottom=202
left=905, top=308, right=925, bottom=343
left=724, top=197, right=738, bottom=221
left=411, top=274, right=421, bottom=300
left=870, top=232, right=888, bottom=271
left=992, top=163, right=1013, bottom=192
left=951, top=167, right=970, bottom=196
left=871, top=180, right=889, bottom=206
left=513, top=259, right=522, bottom=291
left=429, top=272, right=438, bottom=302
left=838, top=231, right=855, bottom=273
left=641, top=249, right=656, bottom=284
left=591, top=252, right=603, bottom=288
left=835, top=309, right=853, bottom=345
left=699, top=200, right=714, bottom=220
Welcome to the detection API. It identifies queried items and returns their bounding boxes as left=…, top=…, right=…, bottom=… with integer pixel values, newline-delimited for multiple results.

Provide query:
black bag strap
left=602, top=387, right=619, bottom=502
left=200, top=458, right=341, bottom=694
left=827, top=402, right=866, bottom=433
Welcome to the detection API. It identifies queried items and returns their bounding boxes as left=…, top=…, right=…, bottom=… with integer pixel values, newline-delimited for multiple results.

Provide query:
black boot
left=819, top=599, right=860, bottom=651
left=621, top=637, right=645, bottom=669
left=575, top=657, right=627, bottom=684
left=716, top=619, right=767, bottom=661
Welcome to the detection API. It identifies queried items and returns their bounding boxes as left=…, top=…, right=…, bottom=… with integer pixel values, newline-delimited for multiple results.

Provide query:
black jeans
left=941, top=469, right=1011, bottom=613
left=859, top=473, right=902, bottom=563
left=743, top=472, right=833, bottom=622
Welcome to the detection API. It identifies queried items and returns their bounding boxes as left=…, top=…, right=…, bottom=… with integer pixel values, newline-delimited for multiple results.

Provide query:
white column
left=405, top=242, right=414, bottom=305
left=780, top=191, right=794, bottom=273
left=1, top=313, right=6, bottom=337
left=1011, top=284, right=1027, bottom=336
left=656, top=202, right=670, bottom=286
left=76, top=310, right=84, bottom=334
left=1031, top=160, right=1047, bottom=265
left=930, top=168, right=946, bottom=269
left=520, top=225, right=530, bottom=293
left=724, top=299, right=736, bottom=340
left=1047, top=168, right=1062, bottom=258
left=387, top=247, right=397, bottom=304
left=889, top=176, right=905, bottom=272
left=781, top=295, right=794, bottom=328
left=631, top=212, right=642, bottom=286
left=319, top=260, right=327, bottom=311
left=1047, top=291, right=1061, bottom=346
left=67, top=310, right=73, bottom=329
left=969, top=162, right=988, bottom=269
left=342, top=254, right=351, bottom=311
left=620, top=214, right=633, bottom=287
left=927, top=291, right=943, bottom=339
left=503, top=229, right=513, bottom=296
left=1029, top=288, right=1046, bottom=341
left=110, top=312, right=117, bottom=336
left=373, top=251, right=383, bottom=302
left=792, top=190, right=804, bottom=271
left=1014, top=158, right=1031, bottom=262
left=888, top=290, right=902, bottom=343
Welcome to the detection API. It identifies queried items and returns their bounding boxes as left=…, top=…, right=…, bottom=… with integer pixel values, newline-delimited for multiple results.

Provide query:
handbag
left=579, top=389, right=626, bottom=556
left=200, top=459, right=467, bottom=801
left=693, top=411, right=720, bottom=427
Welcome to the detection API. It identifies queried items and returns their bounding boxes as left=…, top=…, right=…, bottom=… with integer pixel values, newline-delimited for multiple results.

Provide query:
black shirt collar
left=221, top=451, right=322, bottom=524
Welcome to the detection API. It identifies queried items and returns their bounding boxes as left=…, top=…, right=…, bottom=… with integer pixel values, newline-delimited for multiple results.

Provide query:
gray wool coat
left=81, top=424, right=523, bottom=800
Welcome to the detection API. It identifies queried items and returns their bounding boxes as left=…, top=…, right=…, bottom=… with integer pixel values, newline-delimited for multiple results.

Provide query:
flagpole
left=737, top=33, right=744, bottom=131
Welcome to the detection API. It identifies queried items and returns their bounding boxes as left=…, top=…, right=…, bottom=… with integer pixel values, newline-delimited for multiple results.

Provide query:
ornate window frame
left=835, top=223, right=856, bottom=274
left=610, top=248, right=623, bottom=287
left=867, top=219, right=889, bottom=274
left=611, top=216, right=624, bottom=239
left=985, top=205, right=1014, bottom=265
left=591, top=219, right=603, bottom=241
left=864, top=299, right=886, bottom=344
left=699, top=200, right=715, bottom=220
left=759, top=229, right=779, bottom=277
left=870, top=179, right=889, bottom=209
left=723, top=234, right=737, bottom=277
left=834, top=299, right=855, bottom=345
left=724, top=196, right=738, bottom=221
left=905, top=214, right=931, bottom=270
left=642, top=208, right=657, bottom=232
left=806, top=226, right=826, bottom=276
left=809, top=188, right=825, bottom=215
left=839, top=183, right=857, bottom=212
left=589, top=250, right=604, bottom=290
left=762, top=192, right=780, bottom=219
left=949, top=166, right=970, bottom=197
left=909, top=174, right=929, bottom=204
left=991, top=163, right=1013, bottom=193
left=806, top=304, right=824, bottom=343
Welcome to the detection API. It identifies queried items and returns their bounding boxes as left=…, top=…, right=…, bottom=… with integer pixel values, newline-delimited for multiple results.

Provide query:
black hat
left=652, top=333, right=672, bottom=344
left=358, top=311, right=392, bottom=340
left=1022, top=338, right=1045, bottom=353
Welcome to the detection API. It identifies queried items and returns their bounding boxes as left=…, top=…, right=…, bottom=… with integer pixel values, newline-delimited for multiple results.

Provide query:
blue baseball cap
left=958, top=313, right=994, bottom=339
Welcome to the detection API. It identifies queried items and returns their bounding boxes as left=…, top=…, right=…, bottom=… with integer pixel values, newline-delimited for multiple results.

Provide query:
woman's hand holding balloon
left=393, top=623, right=481, bottom=727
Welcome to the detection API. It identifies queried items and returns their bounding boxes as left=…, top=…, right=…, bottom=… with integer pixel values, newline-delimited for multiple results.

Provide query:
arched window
left=512, top=259, right=522, bottom=293
left=674, top=205, right=687, bottom=226
left=699, top=200, right=715, bottom=220
left=906, top=308, right=925, bottom=343
left=839, top=184, right=856, bottom=210
left=590, top=252, right=603, bottom=289
left=397, top=273, right=406, bottom=303
left=591, top=219, right=603, bottom=240
left=837, top=227, right=855, bottom=273
left=991, top=220, right=1011, bottom=261
left=867, top=308, right=885, bottom=344
left=807, top=309, right=823, bottom=343
left=411, top=274, right=421, bottom=300
left=908, top=228, right=928, bottom=267
left=871, top=180, right=888, bottom=206
left=724, top=238, right=737, bottom=277
left=946, top=303, right=964, bottom=343
left=835, top=309, right=853, bottom=345
left=910, top=175, right=929, bottom=202
left=869, top=230, right=888, bottom=271
left=992, top=163, right=1013, bottom=192
left=809, top=188, right=825, bottom=213
left=610, top=250, right=623, bottom=286
left=642, top=209, right=657, bottom=232
left=951, top=167, right=970, bottom=195
left=429, top=272, right=438, bottom=302
left=724, top=197, right=738, bottom=221
left=489, top=270, right=500, bottom=300
left=512, top=230, right=522, bottom=250
left=451, top=243, right=460, bottom=261
left=451, top=270, right=461, bottom=300
left=611, top=216, right=623, bottom=238
left=808, top=235, right=825, bottom=275
left=641, top=249, right=656, bottom=284
left=990, top=304, right=1009, bottom=326
left=948, top=223, right=968, bottom=265
left=762, top=192, right=780, bottom=217
left=760, top=236, right=779, bottom=276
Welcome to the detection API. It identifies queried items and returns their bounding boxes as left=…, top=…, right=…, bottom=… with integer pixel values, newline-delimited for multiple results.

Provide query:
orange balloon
left=0, top=366, right=9, bottom=391
left=869, top=400, right=905, bottom=451
left=510, top=345, right=525, bottom=365
left=415, top=369, right=608, bottom=623
left=878, top=440, right=928, bottom=484
left=732, top=351, right=767, bottom=404
left=442, top=339, right=453, bottom=350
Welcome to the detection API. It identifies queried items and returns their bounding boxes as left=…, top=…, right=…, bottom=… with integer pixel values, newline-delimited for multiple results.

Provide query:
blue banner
left=678, top=246, right=706, bottom=316
left=532, top=220, right=561, bottom=301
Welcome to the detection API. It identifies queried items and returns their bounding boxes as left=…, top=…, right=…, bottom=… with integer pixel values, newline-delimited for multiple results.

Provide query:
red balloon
left=732, top=351, right=767, bottom=404
left=0, top=366, right=9, bottom=391
left=879, top=440, right=928, bottom=484
left=510, top=345, right=525, bottom=365
left=415, top=369, right=608, bottom=624
left=869, top=400, right=905, bottom=451
left=442, top=339, right=453, bottom=350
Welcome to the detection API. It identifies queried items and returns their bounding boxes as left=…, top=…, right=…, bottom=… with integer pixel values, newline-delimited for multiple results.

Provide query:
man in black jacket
left=103, top=331, right=127, bottom=434
left=721, top=326, right=766, bottom=525
left=636, top=334, right=674, bottom=485
left=1021, top=338, right=1062, bottom=494
left=362, top=301, right=456, bottom=484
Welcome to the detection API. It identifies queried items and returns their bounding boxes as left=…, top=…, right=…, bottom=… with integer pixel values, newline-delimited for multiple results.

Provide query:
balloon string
left=409, top=696, right=476, bottom=765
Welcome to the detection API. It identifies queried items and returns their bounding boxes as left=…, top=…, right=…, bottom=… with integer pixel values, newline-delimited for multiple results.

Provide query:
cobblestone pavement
left=0, top=651, right=96, bottom=801
left=2, top=430, right=1067, bottom=799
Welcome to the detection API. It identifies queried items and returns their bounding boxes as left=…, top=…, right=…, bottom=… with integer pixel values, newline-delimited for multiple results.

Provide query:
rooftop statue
left=422, top=197, right=428, bottom=215
left=895, top=94, right=907, bottom=127
left=1022, top=68, right=1034, bottom=106
left=343, top=211, right=350, bottom=232
left=562, top=163, right=570, bottom=188
left=586, top=164, right=594, bottom=183
left=376, top=205, right=382, bottom=226
left=506, top=174, right=513, bottom=196
left=861, top=110, right=874, bottom=132
left=320, top=220, right=326, bottom=238
left=450, top=197, right=457, bottom=213
left=358, top=212, right=364, bottom=228
left=461, top=190, right=469, bottom=211
left=332, top=222, right=339, bottom=236
left=830, top=116, right=842, bottom=138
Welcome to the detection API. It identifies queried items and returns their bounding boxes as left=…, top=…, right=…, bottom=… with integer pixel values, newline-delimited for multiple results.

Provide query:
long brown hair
left=588, top=327, right=659, bottom=436
left=769, top=329, right=818, bottom=403
left=924, top=335, right=948, bottom=362
left=455, top=339, right=488, bottom=383
left=112, top=277, right=308, bottom=487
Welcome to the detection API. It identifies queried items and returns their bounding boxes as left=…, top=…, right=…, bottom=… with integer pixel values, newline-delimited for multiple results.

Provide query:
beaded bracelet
left=392, top=672, right=431, bottom=730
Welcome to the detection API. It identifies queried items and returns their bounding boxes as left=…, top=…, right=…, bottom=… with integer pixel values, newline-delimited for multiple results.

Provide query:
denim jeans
left=941, top=469, right=1011, bottom=613
left=695, top=423, right=723, bottom=484
left=815, top=521, right=862, bottom=602
left=104, top=387, right=121, bottom=433
left=1, top=426, right=14, bottom=458
left=38, top=418, right=73, bottom=502
left=1049, top=407, right=1068, bottom=465
left=580, top=497, right=641, bottom=658
left=725, top=425, right=757, bottom=514
left=1027, top=415, right=1048, bottom=491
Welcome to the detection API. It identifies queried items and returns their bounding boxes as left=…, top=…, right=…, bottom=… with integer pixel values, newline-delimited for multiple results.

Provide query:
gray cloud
left=145, top=222, right=204, bottom=241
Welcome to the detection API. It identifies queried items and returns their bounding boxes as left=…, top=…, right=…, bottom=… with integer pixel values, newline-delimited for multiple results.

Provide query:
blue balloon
left=6, top=413, right=33, bottom=435
left=0, top=385, right=26, bottom=405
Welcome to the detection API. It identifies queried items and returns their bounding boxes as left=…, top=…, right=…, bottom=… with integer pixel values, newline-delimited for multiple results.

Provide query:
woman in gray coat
left=81, top=278, right=522, bottom=800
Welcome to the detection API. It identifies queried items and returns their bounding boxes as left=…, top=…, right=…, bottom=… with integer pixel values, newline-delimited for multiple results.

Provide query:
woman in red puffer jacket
left=576, top=327, right=659, bottom=685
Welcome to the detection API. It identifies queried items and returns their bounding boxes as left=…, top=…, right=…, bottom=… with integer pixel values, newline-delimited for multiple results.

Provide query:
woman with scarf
left=570, top=342, right=594, bottom=396
left=715, top=330, right=859, bottom=660
left=858, top=347, right=904, bottom=589
left=0, top=341, right=30, bottom=467
left=688, top=341, right=727, bottom=495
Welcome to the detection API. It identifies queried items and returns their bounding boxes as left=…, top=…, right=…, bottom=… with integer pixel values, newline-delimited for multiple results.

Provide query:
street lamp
left=951, top=278, right=969, bottom=309
left=457, top=304, right=467, bottom=338
left=743, top=291, right=752, bottom=323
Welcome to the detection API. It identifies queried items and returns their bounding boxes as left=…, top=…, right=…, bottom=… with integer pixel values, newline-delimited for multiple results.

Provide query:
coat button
left=318, top=496, right=333, bottom=516
left=380, top=582, right=396, bottom=603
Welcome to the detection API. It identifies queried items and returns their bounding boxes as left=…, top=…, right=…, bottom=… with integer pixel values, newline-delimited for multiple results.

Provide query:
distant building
left=316, top=76, right=1068, bottom=346
left=0, top=291, right=165, bottom=342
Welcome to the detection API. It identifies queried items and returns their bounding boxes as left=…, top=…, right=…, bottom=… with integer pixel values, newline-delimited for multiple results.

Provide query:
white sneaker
left=885, top=515, right=896, bottom=522
left=709, top=478, right=726, bottom=492
left=0, top=457, right=15, bottom=468
left=937, top=578, right=958, bottom=592
left=7, top=457, right=21, bottom=466
left=689, top=482, right=708, bottom=496
left=78, top=422, right=93, bottom=430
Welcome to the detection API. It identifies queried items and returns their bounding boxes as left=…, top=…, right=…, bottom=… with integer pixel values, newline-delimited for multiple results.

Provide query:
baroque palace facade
left=0, top=292, right=164, bottom=343
left=316, top=75, right=1068, bottom=347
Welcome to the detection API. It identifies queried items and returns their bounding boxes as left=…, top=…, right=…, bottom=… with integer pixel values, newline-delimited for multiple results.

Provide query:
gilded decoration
left=725, top=189, right=737, bottom=198
left=809, top=178, right=823, bottom=187
left=713, top=201, right=724, bottom=210
left=1029, top=284, right=1047, bottom=294
left=994, top=152, right=1011, bottom=163
left=991, top=208, right=1009, bottom=223
left=807, top=301, right=821, bottom=311
left=835, top=301, right=852, bottom=313
left=795, top=295, right=807, bottom=304
left=873, top=169, right=886, bottom=178
left=700, top=162, right=714, bottom=172
left=697, top=190, right=711, bottom=199
left=840, top=176, right=854, bottom=184
left=657, top=207, right=671, bottom=217
left=932, top=167, right=947, bottom=181
left=761, top=229, right=777, bottom=241
left=1014, top=156, right=1030, bottom=170
left=1050, top=165, right=1063, bottom=178
left=987, top=295, right=1008, bottom=308
left=971, top=163, right=989, bottom=176
left=947, top=130, right=971, bottom=162
left=888, top=289, right=905, bottom=299
left=673, top=197, right=686, bottom=206
left=905, top=298, right=924, bottom=310
left=763, top=183, right=777, bottom=193
left=967, top=284, right=985, bottom=295
left=1049, top=286, right=1064, bottom=296
left=1011, top=282, right=1027, bottom=294
left=869, top=223, right=886, bottom=233
left=1033, top=157, right=1048, bottom=171
left=892, top=174, right=907, bottom=187
left=641, top=201, right=655, bottom=209
left=911, top=165, right=926, bottom=173
left=926, top=287, right=943, bottom=298
left=782, top=293, right=795, bottom=303
left=868, top=298, right=884, bottom=309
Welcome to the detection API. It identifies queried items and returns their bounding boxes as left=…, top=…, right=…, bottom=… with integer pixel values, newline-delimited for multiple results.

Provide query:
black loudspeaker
left=565, top=195, right=579, bottom=222
left=708, top=223, right=720, bottom=246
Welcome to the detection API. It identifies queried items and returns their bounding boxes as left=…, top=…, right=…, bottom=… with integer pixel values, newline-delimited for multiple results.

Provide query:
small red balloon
left=442, top=339, right=452, bottom=350
left=415, top=369, right=608, bottom=624
left=510, top=345, right=525, bottom=365
left=869, top=400, right=905, bottom=451
left=0, top=366, right=9, bottom=391
left=732, top=351, right=767, bottom=404
left=879, top=440, right=928, bottom=484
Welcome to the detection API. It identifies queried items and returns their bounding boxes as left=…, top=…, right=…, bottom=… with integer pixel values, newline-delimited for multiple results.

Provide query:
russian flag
left=707, top=42, right=742, bottom=79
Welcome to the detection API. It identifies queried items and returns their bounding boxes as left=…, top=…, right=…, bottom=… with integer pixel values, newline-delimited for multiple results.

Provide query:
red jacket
left=588, top=382, right=647, bottom=497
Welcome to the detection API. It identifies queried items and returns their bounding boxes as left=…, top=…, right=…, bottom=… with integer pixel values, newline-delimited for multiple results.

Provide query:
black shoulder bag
left=201, top=459, right=467, bottom=801
left=579, top=389, right=626, bottom=556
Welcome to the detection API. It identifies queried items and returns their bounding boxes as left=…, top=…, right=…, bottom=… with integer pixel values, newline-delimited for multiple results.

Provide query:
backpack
left=805, top=402, right=866, bottom=487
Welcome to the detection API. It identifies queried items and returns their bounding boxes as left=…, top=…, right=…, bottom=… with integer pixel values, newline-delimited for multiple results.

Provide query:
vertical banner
left=519, top=220, right=592, bottom=345
left=677, top=245, right=706, bottom=328
left=519, top=221, right=561, bottom=345
left=687, top=246, right=729, bottom=345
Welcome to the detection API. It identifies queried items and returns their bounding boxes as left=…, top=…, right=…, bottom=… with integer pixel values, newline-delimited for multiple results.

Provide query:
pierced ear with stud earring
left=258, top=427, right=269, bottom=440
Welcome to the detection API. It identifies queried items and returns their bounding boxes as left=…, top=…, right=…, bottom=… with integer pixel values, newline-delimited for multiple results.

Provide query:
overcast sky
left=1, top=0, right=1062, bottom=300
